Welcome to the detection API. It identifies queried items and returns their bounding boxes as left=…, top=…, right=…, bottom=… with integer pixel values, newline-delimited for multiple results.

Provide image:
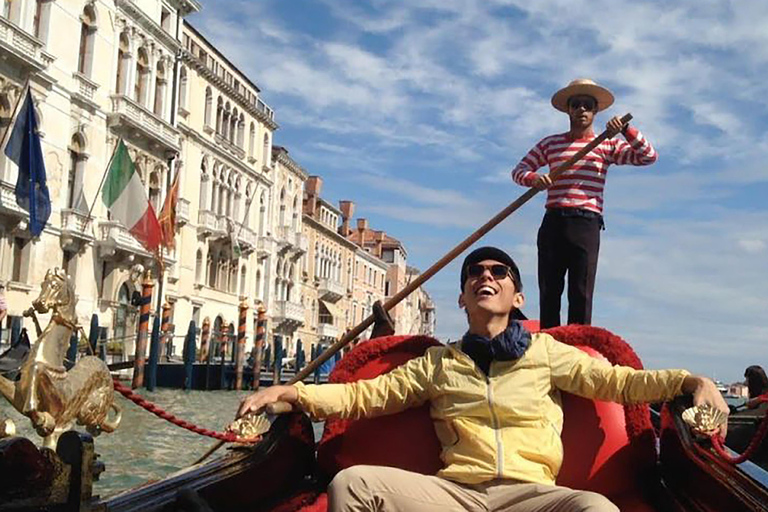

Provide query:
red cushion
left=316, top=335, right=444, bottom=478
left=313, top=326, right=658, bottom=511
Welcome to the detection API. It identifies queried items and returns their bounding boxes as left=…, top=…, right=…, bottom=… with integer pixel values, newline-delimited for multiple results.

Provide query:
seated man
left=239, top=246, right=728, bottom=512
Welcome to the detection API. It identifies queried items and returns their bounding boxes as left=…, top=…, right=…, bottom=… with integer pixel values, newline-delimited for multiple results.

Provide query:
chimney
left=375, top=231, right=384, bottom=257
left=339, top=200, right=355, bottom=236
left=357, top=218, right=368, bottom=247
left=304, top=176, right=323, bottom=217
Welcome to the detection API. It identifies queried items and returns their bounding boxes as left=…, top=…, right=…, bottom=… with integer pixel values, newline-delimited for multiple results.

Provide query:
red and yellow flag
left=159, top=168, right=180, bottom=250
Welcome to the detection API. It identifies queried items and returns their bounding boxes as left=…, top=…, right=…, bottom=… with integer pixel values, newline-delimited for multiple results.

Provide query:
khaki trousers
left=328, top=465, right=619, bottom=512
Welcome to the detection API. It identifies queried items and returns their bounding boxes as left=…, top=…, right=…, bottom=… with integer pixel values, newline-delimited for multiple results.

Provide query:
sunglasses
left=466, top=263, right=512, bottom=280
left=568, top=99, right=596, bottom=111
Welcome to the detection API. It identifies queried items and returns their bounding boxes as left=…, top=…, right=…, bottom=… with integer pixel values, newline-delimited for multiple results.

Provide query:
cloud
left=193, top=1, right=768, bottom=382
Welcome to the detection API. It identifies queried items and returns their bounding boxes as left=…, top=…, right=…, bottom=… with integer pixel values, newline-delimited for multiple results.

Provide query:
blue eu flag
left=4, top=88, right=50, bottom=237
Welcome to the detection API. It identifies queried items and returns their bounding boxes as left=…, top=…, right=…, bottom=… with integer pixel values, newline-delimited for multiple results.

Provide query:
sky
left=193, top=0, right=768, bottom=383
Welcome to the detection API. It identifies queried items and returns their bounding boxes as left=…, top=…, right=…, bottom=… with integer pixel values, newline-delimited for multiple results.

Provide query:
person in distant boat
left=512, top=78, right=658, bottom=329
left=744, top=365, right=768, bottom=409
left=238, top=246, right=727, bottom=512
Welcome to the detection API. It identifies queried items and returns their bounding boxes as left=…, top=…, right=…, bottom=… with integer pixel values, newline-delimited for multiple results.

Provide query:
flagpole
left=85, top=137, right=121, bottom=225
left=0, top=79, right=30, bottom=155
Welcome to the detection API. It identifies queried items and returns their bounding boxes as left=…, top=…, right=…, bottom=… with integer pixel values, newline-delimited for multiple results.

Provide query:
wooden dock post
left=251, top=303, right=267, bottom=390
left=146, top=315, right=161, bottom=391
left=234, top=299, right=248, bottom=390
left=199, top=317, right=210, bottom=362
left=273, top=335, right=282, bottom=385
left=160, top=302, right=172, bottom=361
left=132, top=272, right=154, bottom=389
left=182, top=320, right=196, bottom=390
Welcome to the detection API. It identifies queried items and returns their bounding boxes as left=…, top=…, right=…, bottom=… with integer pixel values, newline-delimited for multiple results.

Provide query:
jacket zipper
left=486, top=371, right=504, bottom=479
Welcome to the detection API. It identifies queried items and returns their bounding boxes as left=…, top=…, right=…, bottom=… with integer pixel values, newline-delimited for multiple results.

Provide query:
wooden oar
left=193, top=113, right=633, bottom=465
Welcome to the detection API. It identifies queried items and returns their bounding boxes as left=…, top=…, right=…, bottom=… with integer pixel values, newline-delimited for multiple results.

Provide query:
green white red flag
left=101, top=139, right=162, bottom=252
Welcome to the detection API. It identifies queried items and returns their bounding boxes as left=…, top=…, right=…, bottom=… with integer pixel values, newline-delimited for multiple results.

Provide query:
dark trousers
left=537, top=209, right=602, bottom=329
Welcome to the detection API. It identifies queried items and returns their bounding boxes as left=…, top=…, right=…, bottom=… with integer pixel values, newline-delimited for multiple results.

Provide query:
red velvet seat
left=274, top=325, right=662, bottom=511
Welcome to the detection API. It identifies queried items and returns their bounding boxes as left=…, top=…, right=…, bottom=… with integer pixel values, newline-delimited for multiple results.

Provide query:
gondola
left=2, top=320, right=767, bottom=512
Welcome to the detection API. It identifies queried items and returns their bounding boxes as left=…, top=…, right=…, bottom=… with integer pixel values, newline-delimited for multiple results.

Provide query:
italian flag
left=102, top=139, right=162, bottom=252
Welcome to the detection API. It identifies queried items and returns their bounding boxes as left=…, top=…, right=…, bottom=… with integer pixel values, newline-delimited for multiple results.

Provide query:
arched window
left=248, top=122, right=256, bottom=159
left=229, top=262, right=237, bottom=294
left=229, top=108, right=238, bottom=144
left=135, top=47, right=150, bottom=106
left=279, top=187, right=286, bottom=227
left=148, top=170, right=161, bottom=212
left=77, top=5, right=97, bottom=77
left=114, top=283, right=133, bottom=358
left=292, top=195, right=299, bottom=229
left=153, top=60, right=166, bottom=117
left=179, top=66, right=188, bottom=111
left=239, top=265, right=247, bottom=296
left=204, top=87, right=212, bottom=127
left=216, top=96, right=223, bottom=133
left=33, top=0, right=52, bottom=41
left=199, top=158, right=209, bottom=208
left=255, top=269, right=262, bottom=300
left=223, top=102, right=231, bottom=140
left=206, top=251, right=215, bottom=287
left=116, top=32, right=130, bottom=95
left=258, top=191, right=266, bottom=235
left=67, top=133, right=87, bottom=211
left=237, top=113, right=245, bottom=148
left=195, top=249, right=203, bottom=283
left=262, top=133, right=270, bottom=167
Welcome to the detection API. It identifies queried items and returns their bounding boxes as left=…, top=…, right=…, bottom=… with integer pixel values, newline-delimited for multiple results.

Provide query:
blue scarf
left=461, top=320, right=531, bottom=376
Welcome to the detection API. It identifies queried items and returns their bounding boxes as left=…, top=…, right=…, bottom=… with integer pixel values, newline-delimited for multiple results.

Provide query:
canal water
left=0, top=387, right=324, bottom=498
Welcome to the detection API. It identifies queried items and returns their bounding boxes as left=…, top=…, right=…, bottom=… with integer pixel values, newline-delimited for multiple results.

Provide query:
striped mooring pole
left=234, top=299, right=249, bottom=390
left=132, top=271, right=154, bottom=389
left=251, top=303, right=267, bottom=390
left=160, top=301, right=172, bottom=361
left=199, top=317, right=211, bottom=362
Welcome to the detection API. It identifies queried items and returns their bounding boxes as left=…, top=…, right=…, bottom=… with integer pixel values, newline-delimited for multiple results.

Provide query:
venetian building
left=170, top=20, right=277, bottom=357
left=404, top=266, right=436, bottom=336
left=263, top=145, right=307, bottom=360
left=298, top=176, right=357, bottom=361
left=343, top=214, right=416, bottom=333
left=0, top=0, right=200, bottom=359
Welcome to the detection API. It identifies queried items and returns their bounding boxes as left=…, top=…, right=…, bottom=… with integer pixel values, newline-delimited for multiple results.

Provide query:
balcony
left=177, top=198, right=190, bottom=225
left=237, top=224, right=258, bottom=253
left=0, top=16, right=55, bottom=74
left=96, top=220, right=149, bottom=259
left=318, top=278, right=344, bottom=303
left=0, top=179, right=26, bottom=219
left=277, top=225, right=307, bottom=254
left=273, top=300, right=305, bottom=330
left=196, top=209, right=225, bottom=238
left=60, top=209, right=93, bottom=250
left=317, top=323, right=339, bottom=340
left=256, top=235, right=275, bottom=259
left=71, top=72, right=99, bottom=110
left=96, top=220, right=175, bottom=266
left=108, top=94, right=180, bottom=153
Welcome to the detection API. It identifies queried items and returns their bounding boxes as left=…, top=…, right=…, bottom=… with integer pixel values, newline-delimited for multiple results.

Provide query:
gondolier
left=512, top=78, right=658, bottom=328
left=238, top=246, right=727, bottom=512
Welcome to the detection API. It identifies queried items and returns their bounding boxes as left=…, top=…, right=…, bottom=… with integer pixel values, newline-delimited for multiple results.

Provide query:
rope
left=709, top=394, right=768, bottom=465
left=112, top=379, right=260, bottom=444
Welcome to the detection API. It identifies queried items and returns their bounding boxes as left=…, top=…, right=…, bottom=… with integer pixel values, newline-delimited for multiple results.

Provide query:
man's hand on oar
left=236, top=385, right=298, bottom=418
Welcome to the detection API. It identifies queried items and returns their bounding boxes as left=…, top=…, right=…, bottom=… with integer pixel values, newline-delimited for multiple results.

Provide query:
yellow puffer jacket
left=295, top=332, right=689, bottom=485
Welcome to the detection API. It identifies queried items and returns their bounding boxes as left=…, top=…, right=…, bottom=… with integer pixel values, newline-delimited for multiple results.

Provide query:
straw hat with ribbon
left=551, top=78, right=614, bottom=113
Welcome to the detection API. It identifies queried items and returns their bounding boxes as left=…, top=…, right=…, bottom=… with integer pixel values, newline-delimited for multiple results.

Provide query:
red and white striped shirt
left=511, top=126, right=657, bottom=214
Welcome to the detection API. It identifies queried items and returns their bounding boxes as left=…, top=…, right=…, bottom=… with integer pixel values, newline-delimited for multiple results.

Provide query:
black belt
left=545, top=207, right=605, bottom=230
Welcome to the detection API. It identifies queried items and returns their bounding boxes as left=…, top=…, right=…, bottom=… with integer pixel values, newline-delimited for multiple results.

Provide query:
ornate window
left=135, top=47, right=150, bottom=106
left=77, top=5, right=97, bottom=77
left=116, top=32, right=130, bottom=95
